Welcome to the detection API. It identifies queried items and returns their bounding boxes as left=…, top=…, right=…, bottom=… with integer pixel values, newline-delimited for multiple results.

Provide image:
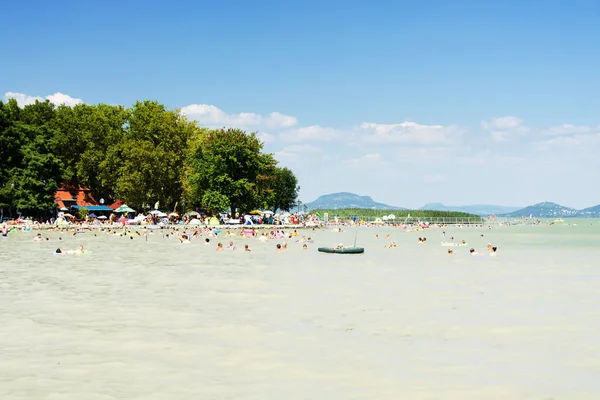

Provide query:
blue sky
left=2, top=0, right=600, bottom=208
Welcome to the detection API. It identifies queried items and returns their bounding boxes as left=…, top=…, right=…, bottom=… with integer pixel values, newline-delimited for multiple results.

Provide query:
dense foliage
left=311, top=208, right=484, bottom=221
left=0, top=99, right=299, bottom=217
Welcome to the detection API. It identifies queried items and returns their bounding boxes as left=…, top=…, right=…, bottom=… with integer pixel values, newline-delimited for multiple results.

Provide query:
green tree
left=0, top=99, right=23, bottom=211
left=265, top=166, right=300, bottom=212
left=113, top=101, right=198, bottom=209
left=1, top=100, right=61, bottom=214
left=53, top=103, right=129, bottom=201
left=78, top=206, right=90, bottom=219
left=185, top=128, right=274, bottom=215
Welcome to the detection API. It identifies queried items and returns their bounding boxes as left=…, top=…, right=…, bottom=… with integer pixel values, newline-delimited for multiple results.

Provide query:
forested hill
left=306, top=192, right=404, bottom=210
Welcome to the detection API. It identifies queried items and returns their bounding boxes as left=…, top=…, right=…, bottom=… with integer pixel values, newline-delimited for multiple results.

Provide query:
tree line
left=312, top=208, right=485, bottom=221
left=0, top=99, right=299, bottom=217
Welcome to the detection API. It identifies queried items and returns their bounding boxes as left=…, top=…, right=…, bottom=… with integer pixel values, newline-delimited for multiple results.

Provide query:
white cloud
left=180, top=104, right=297, bottom=129
left=490, top=130, right=512, bottom=142
left=359, top=121, right=464, bottom=144
left=344, top=153, right=383, bottom=167
left=457, top=153, right=489, bottom=166
left=256, top=131, right=276, bottom=143
left=540, top=133, right=600, bottom=148
left=4, top=91, right=83, bottom=107
left=543, top=124, right=595, bottom=136
left=280, top=125, right=343, bottom=142
left=423, top=174, right=445, bottom=183
left=266, top=112, right=298, bottom=128
left=46, top=92, right=83, bottom=107
left=275, top=144, right=321, bottom=159
left=482, top=116, right=529, bottom=142
left=483, top=116, right=523, bottom=130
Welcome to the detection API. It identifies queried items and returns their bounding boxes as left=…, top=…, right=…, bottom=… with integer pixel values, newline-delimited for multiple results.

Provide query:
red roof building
left=54, top=186, right=113, bottom=212
left=109, top=199, right=125, bottom=210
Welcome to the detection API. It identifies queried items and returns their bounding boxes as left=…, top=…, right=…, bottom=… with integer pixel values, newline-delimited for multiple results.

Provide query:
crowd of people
left=4, top=219, right=500, bottom=257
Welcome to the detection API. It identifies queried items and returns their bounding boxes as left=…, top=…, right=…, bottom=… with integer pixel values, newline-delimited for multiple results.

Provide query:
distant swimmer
left=447, top=249, right=454, bottom=255
left=276, top=243, right=282, bottom=252
left=469, top=248, right=478, bottom=255
left=55, top=245, right=85, bottom=255
left=244, top=244, right=251, bottom=252
left=33, top=233, right=43, bottom=242
left=1, top=224, right=8, bottom=237
left=216, top=242, right=224, bottom=252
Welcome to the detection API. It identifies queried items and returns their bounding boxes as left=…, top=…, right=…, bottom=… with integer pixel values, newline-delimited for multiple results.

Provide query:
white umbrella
left=189, top=218, right=202, bottom=225
left=149, top=209, right=163, bottom=215
left=97, top=216, right=108, bottom=220
left=262, top=210, right=274, bottom=215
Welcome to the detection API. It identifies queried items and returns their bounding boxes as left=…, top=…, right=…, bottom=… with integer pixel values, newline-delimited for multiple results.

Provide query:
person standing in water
left=1, top=224, right=8, bottom=237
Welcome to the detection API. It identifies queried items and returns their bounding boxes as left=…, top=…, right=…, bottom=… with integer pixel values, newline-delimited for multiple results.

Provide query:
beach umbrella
left=88, top=213, right=97, bottom=218
left=187, top=211, right=200, bottom=217
left=149, top=209, right=163, bottom=215
left=388, top=214, right=396, bottom=220
left=97, top=216, right=108, bottom=220
left=59, top=207, right=69, bottom=211
left=189, top=218, right=202, bottom=225
left=117, top=217, right=129, bottom=223
left=262, top=210, right=274, bottom=215
left=115, top=205, right=135, bottom=213
left=249, top=210, right=262, bottom=215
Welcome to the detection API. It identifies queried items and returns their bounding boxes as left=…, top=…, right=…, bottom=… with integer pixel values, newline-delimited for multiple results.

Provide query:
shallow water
left=2, top=222, right=600, bottom=399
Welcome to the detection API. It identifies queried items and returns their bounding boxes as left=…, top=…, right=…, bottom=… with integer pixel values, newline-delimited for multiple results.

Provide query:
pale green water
left=1, top=222, right=600, bottom=399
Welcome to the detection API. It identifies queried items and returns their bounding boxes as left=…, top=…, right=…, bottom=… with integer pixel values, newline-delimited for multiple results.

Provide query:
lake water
left=2, top=221, right=600, bottom=399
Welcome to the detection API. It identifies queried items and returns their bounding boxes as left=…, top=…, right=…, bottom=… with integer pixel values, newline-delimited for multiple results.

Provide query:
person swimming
left=216, top=242, right=224, bottom=252
left=244, top=244, right=251, bottom=252
left=55, top=245, right=85, bottom=255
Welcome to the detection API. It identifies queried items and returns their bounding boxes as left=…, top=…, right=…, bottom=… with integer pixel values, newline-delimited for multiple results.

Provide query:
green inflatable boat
left=318, top=246, right=365, bottom=254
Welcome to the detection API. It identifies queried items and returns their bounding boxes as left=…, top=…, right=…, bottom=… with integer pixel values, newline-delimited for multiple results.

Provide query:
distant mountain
left=420, top=202, right=522, bottom=216
left=501, top=202, right=578, bottom=218
left=305, top=192, right=404, bottom=210
left=574, top=204, right=600, bottom=217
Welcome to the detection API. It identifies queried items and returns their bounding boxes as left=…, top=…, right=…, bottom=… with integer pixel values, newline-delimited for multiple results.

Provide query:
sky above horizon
left=2, top=0, right=600, bottom=209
